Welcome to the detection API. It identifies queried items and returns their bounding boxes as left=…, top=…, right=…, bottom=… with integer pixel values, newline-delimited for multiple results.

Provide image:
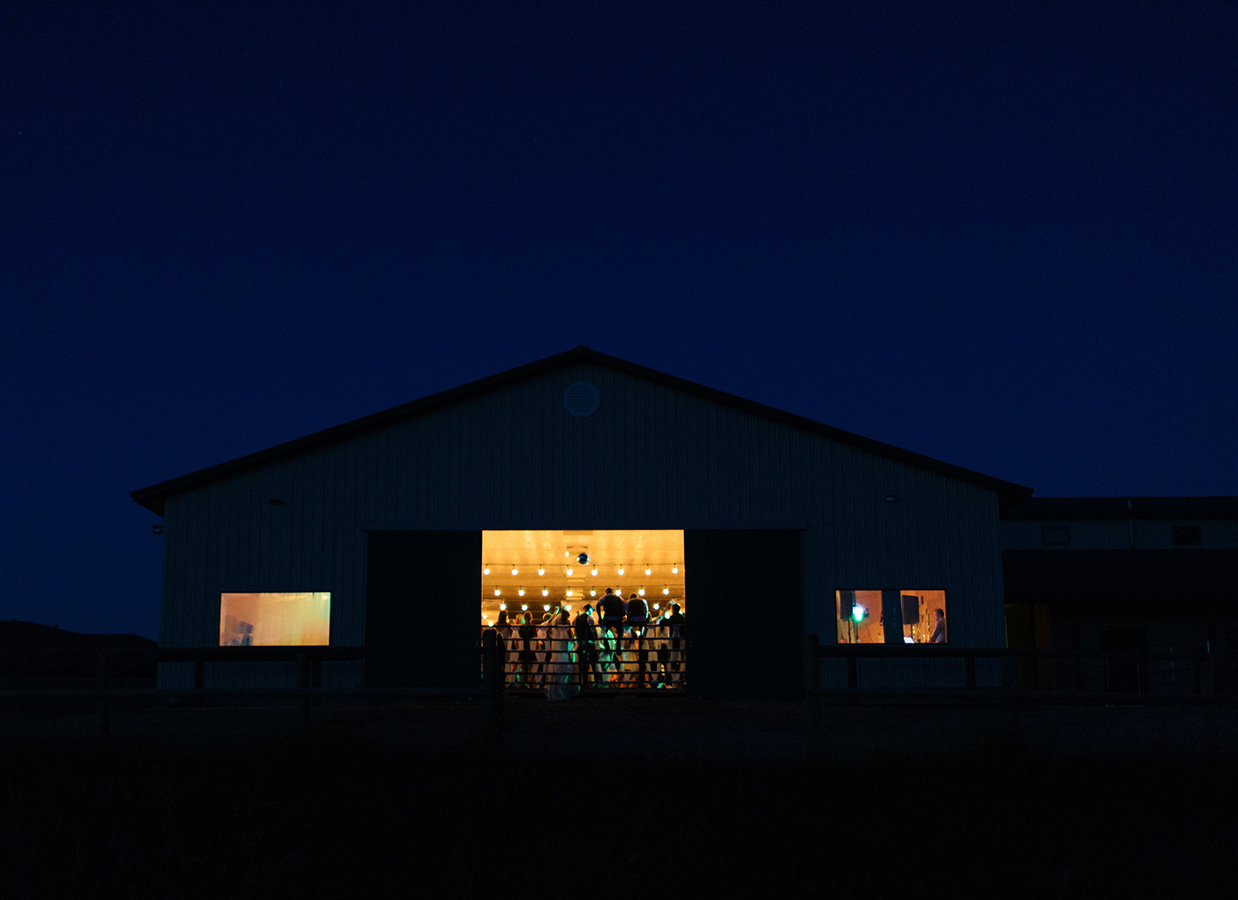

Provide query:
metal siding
left=156, top=361, right=1009, bottom=691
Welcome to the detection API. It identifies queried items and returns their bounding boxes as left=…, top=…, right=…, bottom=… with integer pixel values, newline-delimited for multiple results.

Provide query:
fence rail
left=807, top=637, right=1238, bottom=704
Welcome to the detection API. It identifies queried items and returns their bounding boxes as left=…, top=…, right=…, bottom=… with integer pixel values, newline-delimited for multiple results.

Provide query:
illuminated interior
left=481, top=529, right=686, bottom=626
left=219, top=592, right=331, bottom=646
left=836, top=590, right=947, bottom=644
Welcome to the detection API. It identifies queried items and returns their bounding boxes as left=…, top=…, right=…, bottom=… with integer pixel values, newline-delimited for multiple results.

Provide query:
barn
left=130, top=346, right=1030, bottom=697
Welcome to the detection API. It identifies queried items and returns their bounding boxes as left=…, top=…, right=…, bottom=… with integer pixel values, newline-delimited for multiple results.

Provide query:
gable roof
left=131, top=345, right=1032, bottom=516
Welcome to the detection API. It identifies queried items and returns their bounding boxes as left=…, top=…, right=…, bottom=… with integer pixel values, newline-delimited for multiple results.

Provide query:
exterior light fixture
left=885, top=494, right=898, bottom=503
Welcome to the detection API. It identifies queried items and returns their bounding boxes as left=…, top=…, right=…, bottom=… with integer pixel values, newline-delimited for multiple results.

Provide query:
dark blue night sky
left=4, top=1, right=1235, bottom=637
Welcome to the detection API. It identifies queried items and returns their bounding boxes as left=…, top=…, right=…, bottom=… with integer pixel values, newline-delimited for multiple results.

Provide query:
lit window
left=836, top=590, right=947, bottom=644
left=219, top=592, right=331, bottom=646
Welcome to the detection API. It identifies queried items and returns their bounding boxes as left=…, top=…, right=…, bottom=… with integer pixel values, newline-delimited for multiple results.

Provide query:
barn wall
left=157, top=362, right=1007, bottom=689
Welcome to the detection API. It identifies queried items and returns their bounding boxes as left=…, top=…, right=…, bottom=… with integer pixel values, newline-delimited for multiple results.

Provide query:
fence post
left=193, top=657, right=206, bottom=706
left=803, top=634, right=820, bottom=696
left=96, top=654, right=111, bottom=744
left=296, top=650, right=311, bottom=726
left=482, top=630, right=504, bottom=754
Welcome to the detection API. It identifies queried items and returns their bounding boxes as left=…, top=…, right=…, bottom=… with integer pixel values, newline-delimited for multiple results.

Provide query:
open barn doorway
left=481, top=530, right=687, bottom=691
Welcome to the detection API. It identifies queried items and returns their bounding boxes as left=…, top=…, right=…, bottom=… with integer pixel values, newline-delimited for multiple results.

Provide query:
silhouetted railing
left=485, top=628, right=688, bottom=693
left=0, top=641, right=506, bottom=748
left=806, top=636, right=1234, bottom=704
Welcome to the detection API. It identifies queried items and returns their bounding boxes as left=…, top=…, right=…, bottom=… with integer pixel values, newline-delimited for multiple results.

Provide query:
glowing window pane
left=835, top=590, right=947, bottom=645
left=219, top=592, right=331, bottom=646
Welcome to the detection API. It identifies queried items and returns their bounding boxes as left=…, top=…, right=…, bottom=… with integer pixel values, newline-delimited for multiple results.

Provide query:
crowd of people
left=488, top=587, right=687, bottom=689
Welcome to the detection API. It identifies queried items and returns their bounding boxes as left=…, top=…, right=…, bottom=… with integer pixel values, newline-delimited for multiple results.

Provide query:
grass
left=3, top=727, right=1236, bottom=899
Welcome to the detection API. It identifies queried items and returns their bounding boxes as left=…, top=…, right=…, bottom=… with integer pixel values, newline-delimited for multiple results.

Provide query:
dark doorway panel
left=365, top=530, right=481, bottom=687
left=685, top=529, right=804, bottom=699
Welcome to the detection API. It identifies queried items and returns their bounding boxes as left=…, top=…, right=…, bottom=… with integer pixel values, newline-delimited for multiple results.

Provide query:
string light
left=493, top=589, right=501, bottom=596
left=638, top=588, right=646, bottom=596
left=518, top=589, right=525, bottom=597
left=591, top=567, right=598, bottom=576
left=566, top=590, right=574, bottom=597
left=589, top=590, right=597, bottom=597
left=663, top=587, right=670, bottom=595
left=617, top=566, right=625, bottom=576
left=521, top=604, right=528, bottom=611
left=543, top=604, right=550, bottom=612
left=542, top=588, right=549, bottom=597
left=538, top=566, right=545, bottom=576
left=511, top=567, right=518, bottom=576
left=566, top=567, right=574, bottom=576
left=645, top=566, right=652, bottom=576
left=672, top=565, right=679, bottom=574
left=483, top=566, right=491, bottom=575
left=499, top=602, right=507, bottom=610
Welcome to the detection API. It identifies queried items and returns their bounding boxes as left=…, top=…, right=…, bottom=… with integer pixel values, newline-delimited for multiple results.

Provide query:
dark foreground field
left=4, top=697, right=1238, bottom=898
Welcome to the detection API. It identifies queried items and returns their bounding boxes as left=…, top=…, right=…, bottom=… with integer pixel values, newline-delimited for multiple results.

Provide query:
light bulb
left=591, top=568, right=598, bottom=576
left=564, top=603, right=572, bottom=611
left=638, top=588, right=646, bottom=596
left=566, top=590, right=574, bottom=597
left=538, top=567, right=545, bottom=576
left=618, top=567, right=625, bottom=576
left=672, top=565, right=679, bottom=574
left=645, top=567, right=652, bottom=576
left=543, top=604, right=550, bottom=611
left=511, top=567, right=518, bottom=576
left=483, top=566, right=491, bottom=575
left=589, top=590, right=596, bottom=597
left=493, top=589, right=501, bottom=596
left=566, top=567, right=574, bottom=576
left=542, top=588, right=549, bottom=597
left=663, top=587, right=670, bottom=595
left=518, top=589, right=525, bottom=597
left=499, top=603, right=506, bottom=610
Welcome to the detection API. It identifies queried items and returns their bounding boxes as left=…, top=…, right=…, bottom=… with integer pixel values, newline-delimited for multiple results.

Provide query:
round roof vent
left=563, top=381, right=600, bottom=417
